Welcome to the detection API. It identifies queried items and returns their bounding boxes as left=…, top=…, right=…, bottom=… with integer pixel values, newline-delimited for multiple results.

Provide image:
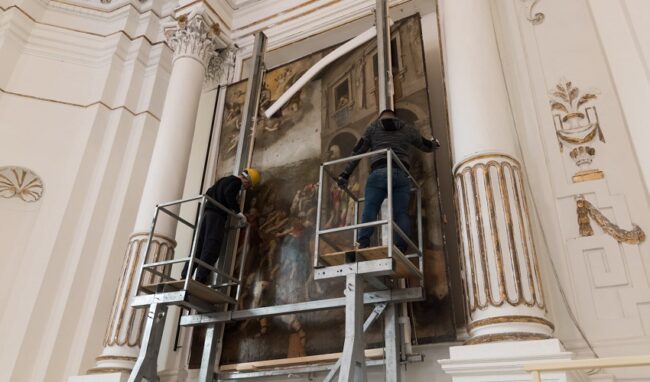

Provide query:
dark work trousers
left=181, top=210, right=227, bottom=283
left=357, top=167, right=411, bottom=252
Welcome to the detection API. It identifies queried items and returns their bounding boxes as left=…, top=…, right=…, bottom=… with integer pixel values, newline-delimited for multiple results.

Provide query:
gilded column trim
left=464, top=332, right=551, bottom=345
left=454, top=154, right=548, bottom=315
left=468, top=167, right=495, bottom=308
left=102, top=233, right=176, bottom=349
left=467, top=315, right=555, bottom=332
left=481, top=163, right=508, bottom=305
left=458, top=172, right=483, bottom=310
left=498, top=162, right=528, bottom=307
left=454, top=177, right=474, bottom=318
left=511, top=164, right=545, bottom=309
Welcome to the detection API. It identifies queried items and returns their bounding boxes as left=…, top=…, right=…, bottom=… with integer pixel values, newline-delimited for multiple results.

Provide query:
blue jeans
left=358, top=167, right=411, bottom=252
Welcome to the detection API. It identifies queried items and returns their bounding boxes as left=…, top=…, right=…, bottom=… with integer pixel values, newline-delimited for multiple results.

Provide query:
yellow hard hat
left=243, top=167, right=261, bottom=188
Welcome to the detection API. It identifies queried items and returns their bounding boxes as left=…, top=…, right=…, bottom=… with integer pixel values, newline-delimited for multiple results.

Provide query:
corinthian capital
left=167, top=14, right=221, bottom=68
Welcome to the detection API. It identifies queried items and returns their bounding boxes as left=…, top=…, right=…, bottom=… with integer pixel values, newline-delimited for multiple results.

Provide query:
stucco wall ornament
left=576, top=197, right=645, bottom=244
left=550, top=80, right=605, bottom=182
left=521, top=0, right=545, bottom=25
left=167, top=14, right=221, bottom=68
left=205, top=45, right=236, bottom=85
left=0, top=166, right=44, bottom=202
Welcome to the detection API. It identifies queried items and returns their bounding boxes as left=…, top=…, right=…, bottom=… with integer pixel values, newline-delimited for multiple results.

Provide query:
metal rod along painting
left=196, top=15, right=455, bottom=366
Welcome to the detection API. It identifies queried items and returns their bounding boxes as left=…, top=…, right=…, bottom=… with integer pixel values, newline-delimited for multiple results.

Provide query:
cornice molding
left=0, top=4, right=171, bottom=48
left=1, top=14, right=170, bottom=69
left=0, top=85, right=162, bottom=121
left=0, top=88, right=160, bottom=122
left=47, top=0, right=176, bottom=19
left=232, top=0, right=413, bottom=53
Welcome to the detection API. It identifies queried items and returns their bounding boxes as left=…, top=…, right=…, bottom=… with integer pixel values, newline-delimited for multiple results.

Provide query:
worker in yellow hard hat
left=182, top=167, right=261, bottom=284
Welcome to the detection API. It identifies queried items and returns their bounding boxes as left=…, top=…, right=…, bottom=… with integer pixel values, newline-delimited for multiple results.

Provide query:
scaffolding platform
left=141, top=280, right=236, bottom=306
left=320, top=245, right=420, bottom=279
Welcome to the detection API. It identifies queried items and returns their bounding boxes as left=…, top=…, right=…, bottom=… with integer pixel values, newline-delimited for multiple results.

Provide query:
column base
left=438, top=339, right=588, bottom=382
left=69, top=372, right=129, bottom=382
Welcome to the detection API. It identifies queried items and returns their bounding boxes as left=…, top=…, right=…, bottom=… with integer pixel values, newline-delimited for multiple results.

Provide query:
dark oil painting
left=201, top=15, right=454, bottom=366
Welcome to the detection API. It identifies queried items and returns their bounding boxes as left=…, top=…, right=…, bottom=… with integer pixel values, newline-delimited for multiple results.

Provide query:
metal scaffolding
left=127, top=1, right=426, bottom=380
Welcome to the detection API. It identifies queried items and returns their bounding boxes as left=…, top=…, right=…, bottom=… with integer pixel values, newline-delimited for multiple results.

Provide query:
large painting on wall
left=200, top=15, right=455, bottom=366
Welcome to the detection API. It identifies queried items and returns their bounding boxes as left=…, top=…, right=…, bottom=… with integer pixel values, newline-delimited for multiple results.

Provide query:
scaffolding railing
left=133, top=194, right=248, bottom=309
left=314, top=148, right=424, bottom=283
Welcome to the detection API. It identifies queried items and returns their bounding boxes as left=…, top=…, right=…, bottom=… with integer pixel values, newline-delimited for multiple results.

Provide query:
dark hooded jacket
left=341, top=117, right=436, bottom=177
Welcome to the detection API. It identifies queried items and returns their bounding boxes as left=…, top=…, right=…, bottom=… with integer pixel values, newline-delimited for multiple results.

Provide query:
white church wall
left=0, top=0, right=174, bottom=380
left=491, top=0, right=650, bottom=380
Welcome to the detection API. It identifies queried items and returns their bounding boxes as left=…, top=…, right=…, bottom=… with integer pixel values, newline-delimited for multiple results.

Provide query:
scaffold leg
left=198, top=323, right=220, bottom=382
left=383, top=303, right=402, bottom=382
left=338, top=273, right=366, bottom=382
left=323, top=303, right=386, bottom=382
left=128, top=301, right=168, bottom=382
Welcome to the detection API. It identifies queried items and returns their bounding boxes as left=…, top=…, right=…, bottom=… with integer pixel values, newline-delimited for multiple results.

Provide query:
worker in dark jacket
left=337, top=109, right=439, bottom=252
left=182, top=168, right=261, bottom=283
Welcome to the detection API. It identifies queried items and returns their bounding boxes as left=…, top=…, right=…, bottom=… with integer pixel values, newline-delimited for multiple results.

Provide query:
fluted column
left=441, top=0, right=552, bottom=343
left=87, top=13, right=221, bottom=374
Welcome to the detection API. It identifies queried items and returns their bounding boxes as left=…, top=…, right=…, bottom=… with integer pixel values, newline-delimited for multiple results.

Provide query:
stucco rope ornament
left=576, top=198, right=645, bottom=244
left=0, top=166, right=44, bottom=202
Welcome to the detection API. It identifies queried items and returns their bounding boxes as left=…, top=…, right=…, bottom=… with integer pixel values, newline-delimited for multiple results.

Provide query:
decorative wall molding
left=0, top=166, right=44, bottom=202
left=576, top=197, right=646, bottom=244
left=48, top=0, right=173, bottom=19
left=205, top=44, right=237, bottom=85
left=0, top=4, right=169, bottom=48
left=550, top=80, right=606, bottom=182
left=521, top=0, right=545, bottom=25
left=0, top=86, right=162, bottom=121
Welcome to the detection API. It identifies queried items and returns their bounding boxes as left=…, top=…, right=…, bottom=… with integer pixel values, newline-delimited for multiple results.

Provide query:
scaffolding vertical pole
left=376, top=0, right=394, bottom=112
left=234, top=32, right=267, bottom=173
left=384, top=303, right=402, bottom=382
left=338, top=273, right=366, bottom=382
left=185, top=196, right=208, bottom=289
left=134, top=207, right=160, bottom=294
left=198, top=323, right=220, bottom=382
left=387, top=150, right=393, bottom=259
left=375, top=4, right=403, bottom=381
left=128, top=301, right=168, bottom=382
left=212, top=32, right=267, bottom=377
left=314, top=164, right=324, bottom=268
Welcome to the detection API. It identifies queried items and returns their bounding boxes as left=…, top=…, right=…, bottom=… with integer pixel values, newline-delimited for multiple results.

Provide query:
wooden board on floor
left=141, top=279, right=235, bottom=305
left=220, top=348, right=385, bottom=372
left=320, top=245, right=418, bottom=278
